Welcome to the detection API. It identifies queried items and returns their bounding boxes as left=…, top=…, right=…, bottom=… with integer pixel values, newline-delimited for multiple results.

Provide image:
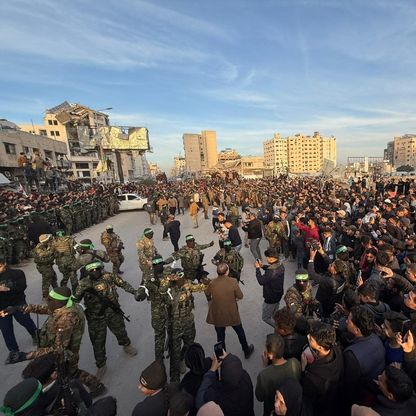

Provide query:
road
left=0, top=209, right=298, bottom=415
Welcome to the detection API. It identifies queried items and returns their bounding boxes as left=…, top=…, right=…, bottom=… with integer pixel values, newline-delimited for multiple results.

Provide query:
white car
left=117, top=193, right=148, bottom=211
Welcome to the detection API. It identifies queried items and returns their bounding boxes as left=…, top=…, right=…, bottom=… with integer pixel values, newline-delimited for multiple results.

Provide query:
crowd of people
left=1, top=173, right=416, bottom=415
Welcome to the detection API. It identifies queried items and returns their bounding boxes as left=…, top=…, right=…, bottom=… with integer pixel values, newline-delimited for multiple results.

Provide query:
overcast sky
left=1, top=0, right=416, bottom=170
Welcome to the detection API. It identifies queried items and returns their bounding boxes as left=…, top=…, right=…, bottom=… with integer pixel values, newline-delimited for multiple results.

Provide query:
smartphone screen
left=214, top=341, right=226, bottom=360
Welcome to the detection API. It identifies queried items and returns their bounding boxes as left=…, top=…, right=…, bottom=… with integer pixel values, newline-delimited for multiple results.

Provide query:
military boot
left=123, top=344, right=138, bottom=356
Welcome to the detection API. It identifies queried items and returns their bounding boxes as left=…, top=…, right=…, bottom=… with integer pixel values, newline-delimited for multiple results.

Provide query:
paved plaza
left=0, top=209, right=298, bottom=415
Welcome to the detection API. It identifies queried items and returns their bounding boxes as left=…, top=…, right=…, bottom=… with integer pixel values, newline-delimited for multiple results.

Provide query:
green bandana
left=223, top=240, right=232, bottom=246
left=295, top=274, right=309, bottom=281
left=48, top=290, right=73, bottom=308
left=0, top=381, right=42, bottom=415
left=56, top=231, right=65, bottom=237
left=185, top=235, right=195, bottom=241
left=85, top=262, right=103, bottom=271
left=152, top=258, right=164, bottom=265
left=79, top=242, right=94, bottom=249
left=143, top=228, right=153, bottom=235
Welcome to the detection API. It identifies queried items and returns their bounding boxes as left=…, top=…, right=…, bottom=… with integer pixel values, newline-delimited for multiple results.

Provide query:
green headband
left=143, top=228, right=153, bottom=235
left=295, top=274, right=309, bottom=281
left=152, top=258, right=164, bottom=265
left=85, top=262, right=103, bottom=271
left=56, top=231, right=65, bottom=237
left=223, top=240, right=232, bottom=246
left=175, top=272, right=185, bottom=278
left=0, top=381, right=42, bottom=416
left=185, top=235, right=194, bottom=241
left=49, top=290, right=73, bottom=308
left=79, top=243, right=94, bottom=249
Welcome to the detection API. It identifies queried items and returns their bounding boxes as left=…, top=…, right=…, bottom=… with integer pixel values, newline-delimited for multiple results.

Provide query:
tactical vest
left=54, top=237, right=73, bottom=255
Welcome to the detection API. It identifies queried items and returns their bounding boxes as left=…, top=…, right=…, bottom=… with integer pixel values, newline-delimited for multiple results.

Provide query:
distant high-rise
left=392, top=134, right=416, bottom=167
left=263, top=131, right=336, bottom=174
left=183, top=130, right=218, bottom=173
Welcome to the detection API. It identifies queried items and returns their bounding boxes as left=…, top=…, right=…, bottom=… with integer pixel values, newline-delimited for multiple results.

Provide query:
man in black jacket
left=301, top=321, right=344, bottom=416
left=164, top=214, right=181, bottom=252
left=308, top=248, right=346, bottom=318
left=132, top=360, right=179, bottom=416
left=0, top=257, right=38, bottom=364
left=224, top=217, right=242, bottom=251
left=255, top=248, right=285, bottom=327
left=244, top=212, right=262, bottom=260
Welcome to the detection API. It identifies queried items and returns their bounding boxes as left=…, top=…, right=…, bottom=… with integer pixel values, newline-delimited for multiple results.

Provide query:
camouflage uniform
left=265, top=221, right=282, bottom=251
left=46, top=209, right=58, bottom=234
left=33, top=241, right=57, bottom=299
left=136, top=236, right=158, bottom=282
left=58, top=206, right=73, bottom=235
left=74, top=271, right=136, bottom=369
left=52, top=235, right=78, bottom=291
left=9, top=218, right=27, bottom=264
left=101, top=230, right=124, bottom=274
left=19, top=303, right=101, bottom=390
left=284, top=283, right=319, bottom=318
left=159, top=275, right=208, bottom=382
left=137, top=264, right=174, bottom=360
left=76, top=249, right=109, bottom=279
left=212, top=247, right=244, bottom=281
left=172, top=242, right=213, bottom=281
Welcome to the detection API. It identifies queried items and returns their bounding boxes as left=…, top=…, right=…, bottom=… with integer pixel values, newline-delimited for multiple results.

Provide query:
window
left=39, top=130, right=47, bottom=136
left=75, top=162, right=89, bottom=169
left=48, top=120, right=53, bottom=125
left=55, top=131, right=60, bottom=137
left=53, top=120, right=58, bottom=125
left=44, top=150, right=53, bottom=160
left=127, top=195, right=138, bottom=200
left=4, top=142, right=16, bottom=155
left=23, top=146, right=30, bottom=154
left=50, top=131, right=55, bottom=136
left=117, top=195, right=126, bottom=201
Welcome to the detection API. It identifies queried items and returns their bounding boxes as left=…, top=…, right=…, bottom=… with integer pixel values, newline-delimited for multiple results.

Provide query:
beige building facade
left=218, top=148, right=240, bottom=161
left=183, top=130, right=218, bottom=173
left=0, top=120, right=67, bottom=174
left=393, top=135, right=416, bottom=167
left=173, top=156, right=186, bottom=177
left=20, top=101, right=110, bottom=182
left=263, top=131, right=336, bottom=174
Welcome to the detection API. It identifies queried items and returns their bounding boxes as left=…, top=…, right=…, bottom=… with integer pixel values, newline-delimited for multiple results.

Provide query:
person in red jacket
left=295, top=216, right=320, bottom=243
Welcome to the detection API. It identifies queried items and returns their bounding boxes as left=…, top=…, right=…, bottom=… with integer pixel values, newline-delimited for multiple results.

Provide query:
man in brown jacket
left=205, top=263, right=254, bottom=358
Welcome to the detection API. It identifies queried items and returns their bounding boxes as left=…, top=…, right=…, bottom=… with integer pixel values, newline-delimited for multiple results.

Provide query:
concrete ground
left=0, top=209, right=298, bottom=415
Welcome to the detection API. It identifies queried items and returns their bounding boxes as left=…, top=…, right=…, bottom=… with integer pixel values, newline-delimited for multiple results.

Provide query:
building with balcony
left=263, top=131, right=336, bottom=175
left=392, top=134, right=416, bottom=168
left=0, top=119, right=68, bottom=177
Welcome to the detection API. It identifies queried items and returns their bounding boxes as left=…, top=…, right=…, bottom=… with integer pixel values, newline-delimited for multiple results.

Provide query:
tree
left=396, top=165, right=415, bottom=172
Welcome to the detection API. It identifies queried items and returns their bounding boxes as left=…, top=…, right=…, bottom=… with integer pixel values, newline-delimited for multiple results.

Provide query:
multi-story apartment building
left=263, top=131, right=336, bottom=174
left=183, top=130, right=218, bottom=173
left=0, top=119, right=68, bottom=177
left=173, top=156, right=186, bottom=177
left=20, top=101, right=110, bottom=182
left=392, top=135, right=416, bottom=167
left=384, top=141, right=394, bottom=163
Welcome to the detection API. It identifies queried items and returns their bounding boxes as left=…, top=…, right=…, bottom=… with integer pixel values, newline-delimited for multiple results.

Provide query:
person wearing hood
left=196, top=352, right=254, bottom=416
left=180, top=343, right=212, bottom=416
left=272, top=378, right=306, bottom=416
left=301, top=321, right=343, bottom=416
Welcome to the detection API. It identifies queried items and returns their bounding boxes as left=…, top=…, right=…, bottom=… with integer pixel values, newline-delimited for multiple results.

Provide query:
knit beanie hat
left=139, top=360, right=167, bottom=390
left=1, top=378, right=42, bottom=415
